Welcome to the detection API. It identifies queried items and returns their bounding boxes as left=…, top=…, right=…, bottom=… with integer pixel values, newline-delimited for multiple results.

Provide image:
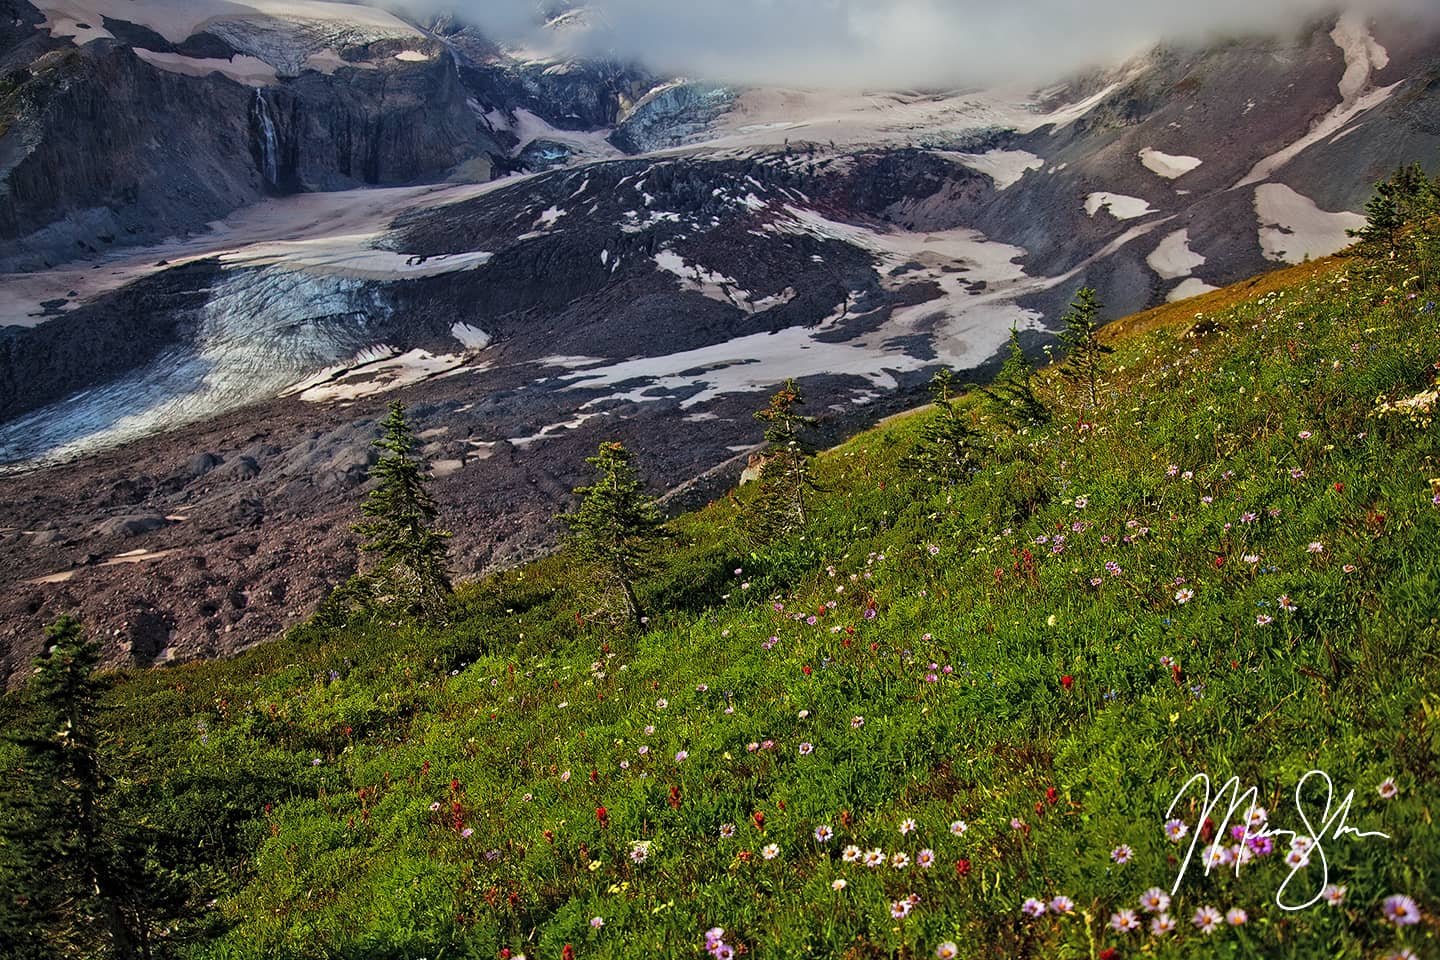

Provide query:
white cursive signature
left=1166, top=770, right=1389, bottom=910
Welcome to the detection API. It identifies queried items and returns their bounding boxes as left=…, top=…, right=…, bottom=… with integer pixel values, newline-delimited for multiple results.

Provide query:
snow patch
left=507, top=413, right=607, bottom=449
left=1084, top=192, right=1157, bottom=220
left=1147, top=229, right=1206, bottom=280
left=1138, top=148, right=1202, bottom=180
left=1254, top=184, right=1364, bottom=264
left=1331, top=11, right=1390, bottom=102
left=954, top=150, right=1044, bottom=190
left=290, top=347, right=475, bottom=403
left=1167, top=278, right=1220, bottom=302
left=133, top=48, right=278, bottom=87
left=394, top=50, right=430, bottom=62
left=451, top=323, right=492, bottom=350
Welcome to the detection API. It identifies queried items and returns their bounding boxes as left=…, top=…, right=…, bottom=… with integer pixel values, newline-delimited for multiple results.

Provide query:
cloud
left=413, top=0, right=1433, bottom=90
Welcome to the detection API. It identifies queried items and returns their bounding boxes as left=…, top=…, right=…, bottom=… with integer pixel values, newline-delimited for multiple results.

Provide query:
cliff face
left=0, top=23, right=502, bottom=271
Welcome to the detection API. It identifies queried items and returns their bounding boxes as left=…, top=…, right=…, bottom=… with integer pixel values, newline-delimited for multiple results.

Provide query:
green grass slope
left=5, top=255, right=1440, bottom=960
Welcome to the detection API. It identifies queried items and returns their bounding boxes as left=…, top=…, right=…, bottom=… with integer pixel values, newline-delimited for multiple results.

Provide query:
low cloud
left=412, top=0, right=1433, bottom=89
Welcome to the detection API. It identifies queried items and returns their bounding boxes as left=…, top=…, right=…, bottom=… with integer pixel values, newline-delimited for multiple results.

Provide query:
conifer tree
left=1350, top=177, right=1405, bottom=257
left=982, top=327, right=1050, bottom=431
left=352, top=401, right=452, bottom=619
left=903, top=369, right=988, bottom=484
left=750, top=379, right=819, bottom=537
left=560, top=441, right=663, bottom=628
left=1057, top=287, right=1112, bottom=411
left=2, top=617, right=151, bottom=959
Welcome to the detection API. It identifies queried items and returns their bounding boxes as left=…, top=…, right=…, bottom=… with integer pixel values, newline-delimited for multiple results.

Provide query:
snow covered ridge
left=33, top=0, right=424, bottom=79
left=34, top=0, right=421, bottom=45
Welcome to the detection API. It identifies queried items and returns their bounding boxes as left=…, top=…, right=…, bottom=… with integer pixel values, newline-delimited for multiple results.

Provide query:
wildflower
left=429, top=802, right=441, bottom=812
left=1163, top=819, right=1188, bottom=842
left=638, top=745, right=649, bottom=755
left=950, top=820, right=969, bottom=837
left=1299, top=430, right=1312, bottom=439
left=1175, top=587, right=1195, bottom=604
left=955, top=858, right=972, bottom=877
left=1226, top=908, right=1247, bottom=926
left=1321, top=884, right=1346, bottom=906
left=1159, top=655, right=1175, bottom=668
left=928, top=544, right=940, bottom=555
left=891, top=852, right=910, bottom=869
left=655, top=698, right=668, bottom=709
left=630, top=841, right=650, bottom=864
left=814, top=825, right=833, bottom=843
left=851, top=716, right=865, bottom=729
left=461, top=828, right=473, bottom=839
left=1109, top=909, right=1140, bottom=932
left=1203, top=844, right=1231, bottom=870
left=1241, top=512, right=1257, bottom=523
left=1150, top=913, right=1177, bottom=935
left=900, top=818, right=918, bottom=835
left=1075, top=497, right=1088, bottom=508
left=1245, top=805, right=1268, bottom=828
left=917, top=849, right=935, bottom=868
left=1382, top=894, right=1421, bottom=926
left=1278, top=595, right=1298, bottom=612
left=1284, top=848, right=1310, bottom=869
left=590, top=917, right=604, bottom=929
left=675, top=750, right=688, bottom=762
left=1111, top=844, right=1133, bottom=864
left=1378, top=777, right=1399, bottom=799
left=561, top=770, right=571, bottom=782
left=1307, top=542, right=1324, bottom=553
left=842, top=845, right=862, bottom=863
left=1021, top=898, right=1047, bottom=918
left=1192, top=906, right=1222, bottom=934
left=1343, top=563, right=1356, bottom=572
left=1060, top=674, right=1074, bottom=690
left=863, top=848, right=885, bottom=868
left=832, top=879, right=847, bottom=890
left=1383, top=950, right=1419, bottom=960
left=719, top=823, right=736, bottom=839
left=761, top=843, right=779, bottom=860
left=1139, top=888, right=1171, bottom=913
left=935, top=942, right=959, bottom=960
left=1244, top=553, right=1260, bottom=564
left=1050, top=895, right=1074, bottom=914
left=1256, top=614, right=1274, bottom=626
left=799, top=742, right=814, bottom=755
left=890, top=899, right=912, bottom=919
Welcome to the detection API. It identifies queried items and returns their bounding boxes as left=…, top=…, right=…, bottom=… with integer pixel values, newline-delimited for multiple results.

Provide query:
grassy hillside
left=4, top=250, right=1439, bottom=960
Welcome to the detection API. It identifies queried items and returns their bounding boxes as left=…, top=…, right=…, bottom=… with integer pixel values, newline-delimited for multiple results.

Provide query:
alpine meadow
left=1, top=164, right=1438, bottom=960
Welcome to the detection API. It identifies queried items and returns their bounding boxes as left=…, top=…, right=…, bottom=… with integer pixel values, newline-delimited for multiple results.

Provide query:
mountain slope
left=3, top=240, right=1436, bottom=957
left=2, top=7, right=1440, bottom=671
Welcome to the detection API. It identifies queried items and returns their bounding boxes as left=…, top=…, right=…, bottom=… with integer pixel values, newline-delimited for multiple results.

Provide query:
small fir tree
left=982, top=327, right=1050, bottom=431
left=5, top=617, right=152, bottom=959
left=903, top=369, right=988, bottom=484
left=1057, top=287, right=1112, bottom=411
left=560, top=441, right=663, bottom=628
left=352, top=401, right=452, bottom=619
left=750, top=379, right=819, bottom=538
